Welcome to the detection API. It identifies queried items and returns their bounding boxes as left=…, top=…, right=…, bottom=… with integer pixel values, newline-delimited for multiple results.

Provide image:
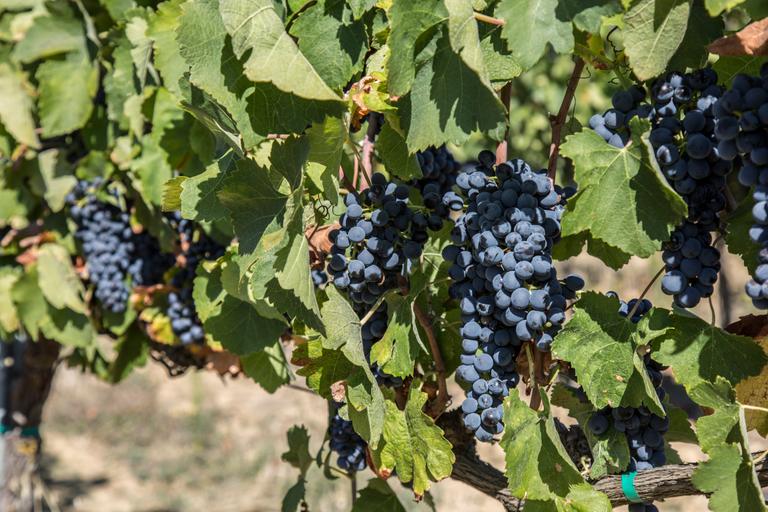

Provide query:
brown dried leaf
left=728, top=314, right=768, bottom=435
left=708, top=18, right=768, bottom=56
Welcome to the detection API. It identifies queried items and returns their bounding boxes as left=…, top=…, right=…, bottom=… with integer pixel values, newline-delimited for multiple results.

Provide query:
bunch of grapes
left=587, top=296, right=668, bottom=512
left=311, top=268, right=328, bottom=287
left=415, top=145, right=463, bottom=219
left=167, top=215, right=226, bottom=345
left=554, top=418, right=593, bottom=471
left=659, top=222, right=721, bottom=308
left=710, top=65, right=768, bottom=308
left=443, top=151, right=582, bottom=441
left=329, top=173, right=432, bottom=385
left=328, top=406, right=368, bottom=472
left=67, top=180, right=171, bottom=313
left=589, top=85, right=653, bottom=148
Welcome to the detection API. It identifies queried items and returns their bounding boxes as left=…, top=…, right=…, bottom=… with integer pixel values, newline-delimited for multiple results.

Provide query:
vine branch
left=548, top=57, right=585, bottom=180
left=414, top=303, right=449, bottom=418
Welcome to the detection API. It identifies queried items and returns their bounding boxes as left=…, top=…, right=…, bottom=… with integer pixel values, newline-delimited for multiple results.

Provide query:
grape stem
left=347, top=139, right=373, bottom=189
left=350, top=474, right=357, bottom=504
left=473, top=12, right=505, bottom=26
left=496, top=84, right=511, bottom=164
left=361, top=113, right=379, bottom=185
left=359, top=289, right=398, bottom=326
left=742, top=404, right=768, bottom=414
left=626, top=265, right=666, bottom=320
left=708, top=296, right=717, bottom=326
left=525, top=343, right=544, bottom=411
left=547, top=57, right=585, bottom=180
left=414, top=303, right=449, bottom=418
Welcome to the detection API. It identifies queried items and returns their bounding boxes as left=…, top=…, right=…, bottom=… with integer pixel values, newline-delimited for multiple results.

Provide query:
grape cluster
left=554, top=418, right=592, bottom=470
left=311, top=268, right=328, bottom=287
left=587, top=296, right=668, bottom=512
left=592, top=70, right=730, bottom=230
left=329, top=173, right=431, bottom=385
left=328, top=406, right=368, bottom=472
left=443, top=151, right=583, bottom=441
left=67, top=180, right=170, bottom=313
left=167, top=215, right=226, bottom=345
left=710, top=65, right=768, bottom=309
left=660, top=221, right=720, bottom=308
left=415, top=145, right=463, bottom=218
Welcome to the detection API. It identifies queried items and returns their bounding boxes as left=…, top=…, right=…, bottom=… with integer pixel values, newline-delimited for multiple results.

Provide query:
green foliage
left=0, top=0, right=764, bottom=510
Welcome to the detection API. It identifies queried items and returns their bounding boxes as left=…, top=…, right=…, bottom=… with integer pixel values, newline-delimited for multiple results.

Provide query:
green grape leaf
left=218, top=159, right=290, bottom=255
left=0, top=267, right=20, bottom=335
left=550, top=383, right=630, bottom=478
left=36, top=243, right=86, bottom=314
left=293, top=339, right=356, bottom=397
left=147, top=0, right=186, bottom=97
left=36, top=54, right=98, bottom=137
left=203, top=295, right=287, bottom=355
left=725, top=196, right=758, bottom=274
left=668, top=0, right=723, bottom=72
left=180, top=151, right=237, bottom=222
left=126, top=15, right=154, bottom=88
left=386, top=0, right=448, bottom=96
left=289, top=0, right=368, bottom=91
left=742, top=0, right=768, bottom=17
left=131, top=135, right=174, bottom=206
left=555, top=0, right=622, bottom=34
left=351, top=479, right=406, bottom=512
left=559, top=120, right=687, bottom=265
left=107, top=325, right=149, bottom=383
left=348, top=0, right=377, bottom=19
left=12, top=15, right=84, bottom=63
left=376, top=122, right=422, bottom=181
left=0, top=62, right=39, bottom=147
left=219, top=0, right=341, bottom=102
left=370, top=294, right=425, bottom=378
left=104, top=36, right=138, bottom=127
left=177, top=0, right=263, bottom=149
left=479, top=27, right=522, bottom=86
left=40, top=306, right=96, bottom=348
left=552, top=292, right=666, bottom=413
left=712, top=56, right=766, bottom=86
left=623, top=0, right=691, bottom=81
left=305, top=116, right=343, bottom=202
left=376, top=386, right=455, bottom=497
left=241, top=339, right=291, bottom=392
left=650, top=308, right=768, bottom=390
left=11, top=267, right=47, bottom=340
left=501, top=394, right=590, bottom=502
left=522, top=484, right=612, bottom=512
left=665, top=404, right=697, bottom=444
left=689, top=379, right=767, bottom=512
left=495, top=0, right=574, bottom=71
left=704, top=0, right=747, bottom=15
left=36, top=149, right=77, bottom=213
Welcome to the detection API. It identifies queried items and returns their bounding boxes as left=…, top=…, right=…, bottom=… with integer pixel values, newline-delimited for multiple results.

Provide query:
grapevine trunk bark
left=0, top=338, right=59, bottom=512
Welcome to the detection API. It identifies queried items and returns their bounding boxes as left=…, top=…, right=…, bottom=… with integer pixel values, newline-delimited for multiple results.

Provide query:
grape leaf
left=203, top=295, right=288, bottom=355
left=668, top=0, right=723, bottom=72
left=550, top=383, right=630, bottom=478
left=305, top=116, right=343, bottom=203
left=217, top=159, right=290, bottom=255
left=712, top=56, right=766, bottom=86
left=650, top=308, right=768, bottom=390
left=559, top=119, right=687, bottom=265
left=107, top=325, right=149, bottom=384
left=180, top=151, right=237, bottom=222
left=289, top=0, right=368, bottom=91
left=36, top=149, right=77, bottom=213
left=177, top=0, right=263, bottom=149
left=522, top=484, right=612, bottom=512
left=495, top=0, right=574, bottom=71
left=11, top=267, right=47, bottom=340
left=103, top=36, right=137, bottom=127
left=689, top=378, right=767, bottom=512
left=126, top=15, right=154, bottom=88
left=348, top=0, right=377, bottom=19
left=735, top=328, right=768, bottom=436
left=36, top=53, right=98, bottom=137
left=0, top=267, right=20, bottom=335
left=375, top=386, right=454, bottom=497
left=36, top=243, right=87, bottom=314
left=370, top=294, right=425, bottom=378
left=282, top=425, right=313, bottom=474
left=704, top=0, right=747, bottom=15
left=479, top=27, right=522, bottom=86
left=501, top=394, right=598, bottom=503
left=11, top=15, right=84, bottom=63
left=40, top=306, right=96, bottom=348
left=351, top=479, right=406, bottom=512
left=241, top=339, right=291, bottom=392
left=0, top=62, right=39, bottom=147
left=552, top=292, right=667, bottom=412
left=376, top=122, right=422, bottom=181
left=555, top=0, right=622, bottom=34
left=219, top=0, right=342, bottom=102
left=293, top=339, right=356, bottom=397
left=725, top=196, right=758, bottom=274
left=622, top=0, right=691, bottom=81
left=147, top=0, right=186, bottom=97
left=130, top=135, right=174, bottom=206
